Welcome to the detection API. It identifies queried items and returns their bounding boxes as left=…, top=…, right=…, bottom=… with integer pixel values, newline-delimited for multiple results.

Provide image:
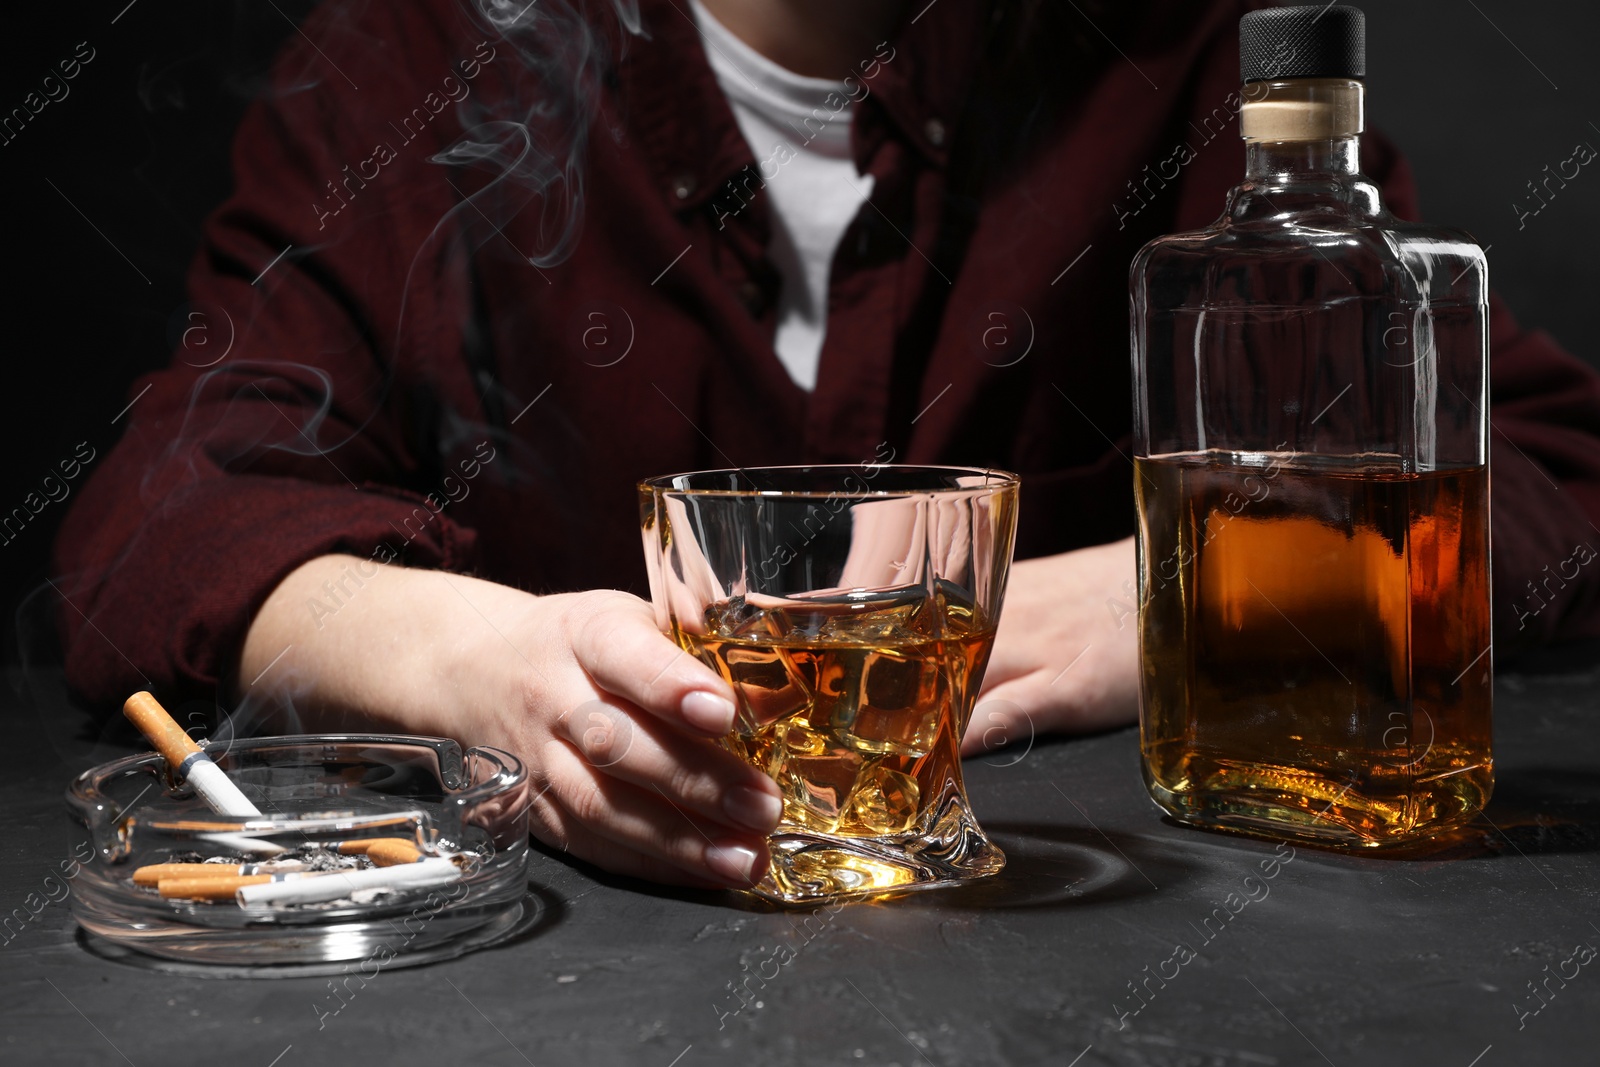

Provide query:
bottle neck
left=1238, top=77, right=1364, bottom=180
left=1245, top=137, right=1360, bottom=180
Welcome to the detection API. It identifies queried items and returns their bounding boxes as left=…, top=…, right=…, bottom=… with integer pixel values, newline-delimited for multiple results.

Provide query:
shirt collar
left=609, top=0, right=992, bottom=211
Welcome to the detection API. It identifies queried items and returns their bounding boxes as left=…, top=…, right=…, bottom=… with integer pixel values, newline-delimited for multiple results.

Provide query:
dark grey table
left=4, top=662, right=1598, bottom=1067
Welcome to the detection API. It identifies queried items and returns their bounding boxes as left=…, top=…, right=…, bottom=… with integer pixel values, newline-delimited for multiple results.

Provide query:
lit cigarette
left=123, top=691, right=261, bottom=818
left=237, top=857, right=461, bottom=907
left=133, top=860, right=307, bottom=887
left=159, top=871, right=320, bottom=901
left=335, top=838, right=424, bottom=866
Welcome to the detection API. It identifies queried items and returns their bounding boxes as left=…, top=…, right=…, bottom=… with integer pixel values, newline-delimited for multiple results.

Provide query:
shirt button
left=672, top=173, right=697, bottom=200
left=924, top=118, right=946, bottom=147
left=737, top=281, right=768, bottom=317
left=853, top=225, right=873, bottom=262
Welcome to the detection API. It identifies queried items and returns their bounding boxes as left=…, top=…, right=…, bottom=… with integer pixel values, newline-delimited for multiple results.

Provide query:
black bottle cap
left=1240, top=4, right=1366, bottom=83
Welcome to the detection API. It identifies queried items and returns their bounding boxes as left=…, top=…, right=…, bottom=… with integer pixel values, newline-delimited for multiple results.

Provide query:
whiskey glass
left=640, top=465, right=1018, bottom=904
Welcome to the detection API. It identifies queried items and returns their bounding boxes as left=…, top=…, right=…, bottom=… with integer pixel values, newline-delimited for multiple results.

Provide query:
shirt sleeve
left=51, top=2, right=482, bottom=707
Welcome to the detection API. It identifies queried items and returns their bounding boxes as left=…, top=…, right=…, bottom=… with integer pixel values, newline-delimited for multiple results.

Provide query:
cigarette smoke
left=31, top=0, right=649, bottom=738
left=433, top=0, right=644, bottom=269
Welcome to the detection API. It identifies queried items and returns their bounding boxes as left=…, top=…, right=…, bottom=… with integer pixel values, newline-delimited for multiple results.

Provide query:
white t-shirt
left=692, top=0, right=874, bottom=392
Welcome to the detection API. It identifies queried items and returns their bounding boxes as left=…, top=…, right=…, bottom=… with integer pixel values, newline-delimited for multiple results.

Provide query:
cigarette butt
left=153, top=814, right=408, bottom=832
left=338, top=838, right=424, bottom=866
left=136, top=864, right=237, bottom=886
left=237, top=858, right=461, bottom=907
left=151, top=819, right=265, bottom=832
left=158, top=870, right=325, bottom=900
left=133, top=861, right=306, bottom=886
left=159, top=875, right=273, bottom=900
left=367, top=840, right=424, bottom=866
left=123, top=691, right=261, bottom=818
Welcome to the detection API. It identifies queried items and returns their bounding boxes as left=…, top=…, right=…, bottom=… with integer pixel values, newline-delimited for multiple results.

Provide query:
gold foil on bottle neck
left=1239, top=78, right=1364, bottom=142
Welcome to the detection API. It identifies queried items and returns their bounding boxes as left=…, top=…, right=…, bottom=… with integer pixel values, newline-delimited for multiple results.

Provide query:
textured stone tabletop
left=3, top=662, right=1598, bottom=1067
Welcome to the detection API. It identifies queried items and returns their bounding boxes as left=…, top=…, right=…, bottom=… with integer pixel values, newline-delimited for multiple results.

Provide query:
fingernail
left=681, top=690, right=736, bottom=735
left=705, top=841, right=760, bottom=885
left=723, top=784, right=782, bottom=833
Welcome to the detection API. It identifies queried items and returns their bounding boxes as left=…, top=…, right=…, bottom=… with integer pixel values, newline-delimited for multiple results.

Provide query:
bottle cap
left=1240, top=5, right=1366, bottom=83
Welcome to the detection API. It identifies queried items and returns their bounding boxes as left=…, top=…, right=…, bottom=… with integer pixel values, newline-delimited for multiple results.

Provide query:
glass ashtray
left=65, top=734, right=536, bottom=977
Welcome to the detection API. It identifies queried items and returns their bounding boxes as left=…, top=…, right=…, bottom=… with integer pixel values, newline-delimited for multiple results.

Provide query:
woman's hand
left=963, top=537, right=1141, bottom=755
left=238, top=556, right=782, bottom=888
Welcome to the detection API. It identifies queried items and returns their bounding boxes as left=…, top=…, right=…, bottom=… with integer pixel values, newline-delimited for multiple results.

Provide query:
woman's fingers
left=555, top=698, right=782, bottom=835
left=961, top=696, right=1036, bottom=757
left=563, top=592, right=739, bottom=738
left=968, top=664, right=1139, bottom=752
left=523, top=786, right=731, bottom=889
left=539, top=739, right=770, bottom=886
left=497, top=590, right=785, bottom=888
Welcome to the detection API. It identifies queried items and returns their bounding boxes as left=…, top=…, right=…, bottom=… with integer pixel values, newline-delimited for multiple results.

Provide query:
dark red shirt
left=54, top=0, right=1600, bottom=704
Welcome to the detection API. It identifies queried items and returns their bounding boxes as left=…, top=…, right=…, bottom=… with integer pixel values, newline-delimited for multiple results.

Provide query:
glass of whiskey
left=639, top=465, right=1019, bottom=904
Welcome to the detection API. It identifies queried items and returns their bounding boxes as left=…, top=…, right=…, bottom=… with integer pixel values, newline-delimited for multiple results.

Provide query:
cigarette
left=123, top=691, right=261, bottom=818
left=336, top=838, right=424, bottom=866
left=133, top=860, right=306, bottom=887
left=150, top=814, right=401, bottom=831
left=237, top=857, right=461, bottom=907
left=159, top=872, right=320, bottom=901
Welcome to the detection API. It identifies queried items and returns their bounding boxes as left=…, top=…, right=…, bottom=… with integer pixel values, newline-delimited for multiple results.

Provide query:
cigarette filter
left=133, top=860, right=306, bottom=887
left=159, top=872, right=320, bottom=901
left=123, top=692, right=261, bottom=818
left=336, top=838, right=425, bottom=866
left=366, top=839, right=424, bottom=866
left=237, top=857, right=461, bottom=907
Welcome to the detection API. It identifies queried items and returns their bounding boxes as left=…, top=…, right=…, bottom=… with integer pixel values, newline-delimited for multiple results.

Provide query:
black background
left=2, top=1, right=1598, bottom=670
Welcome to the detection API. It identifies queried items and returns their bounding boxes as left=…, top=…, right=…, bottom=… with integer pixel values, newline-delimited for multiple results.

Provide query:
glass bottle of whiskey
left=1129, top=5, right=1492, bottom=847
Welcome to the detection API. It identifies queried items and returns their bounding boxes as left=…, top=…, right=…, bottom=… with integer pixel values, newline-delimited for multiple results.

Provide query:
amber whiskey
left=1136, top=455, right=1493, bottom=844
left=676, top=585, right=1004, bottom=896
